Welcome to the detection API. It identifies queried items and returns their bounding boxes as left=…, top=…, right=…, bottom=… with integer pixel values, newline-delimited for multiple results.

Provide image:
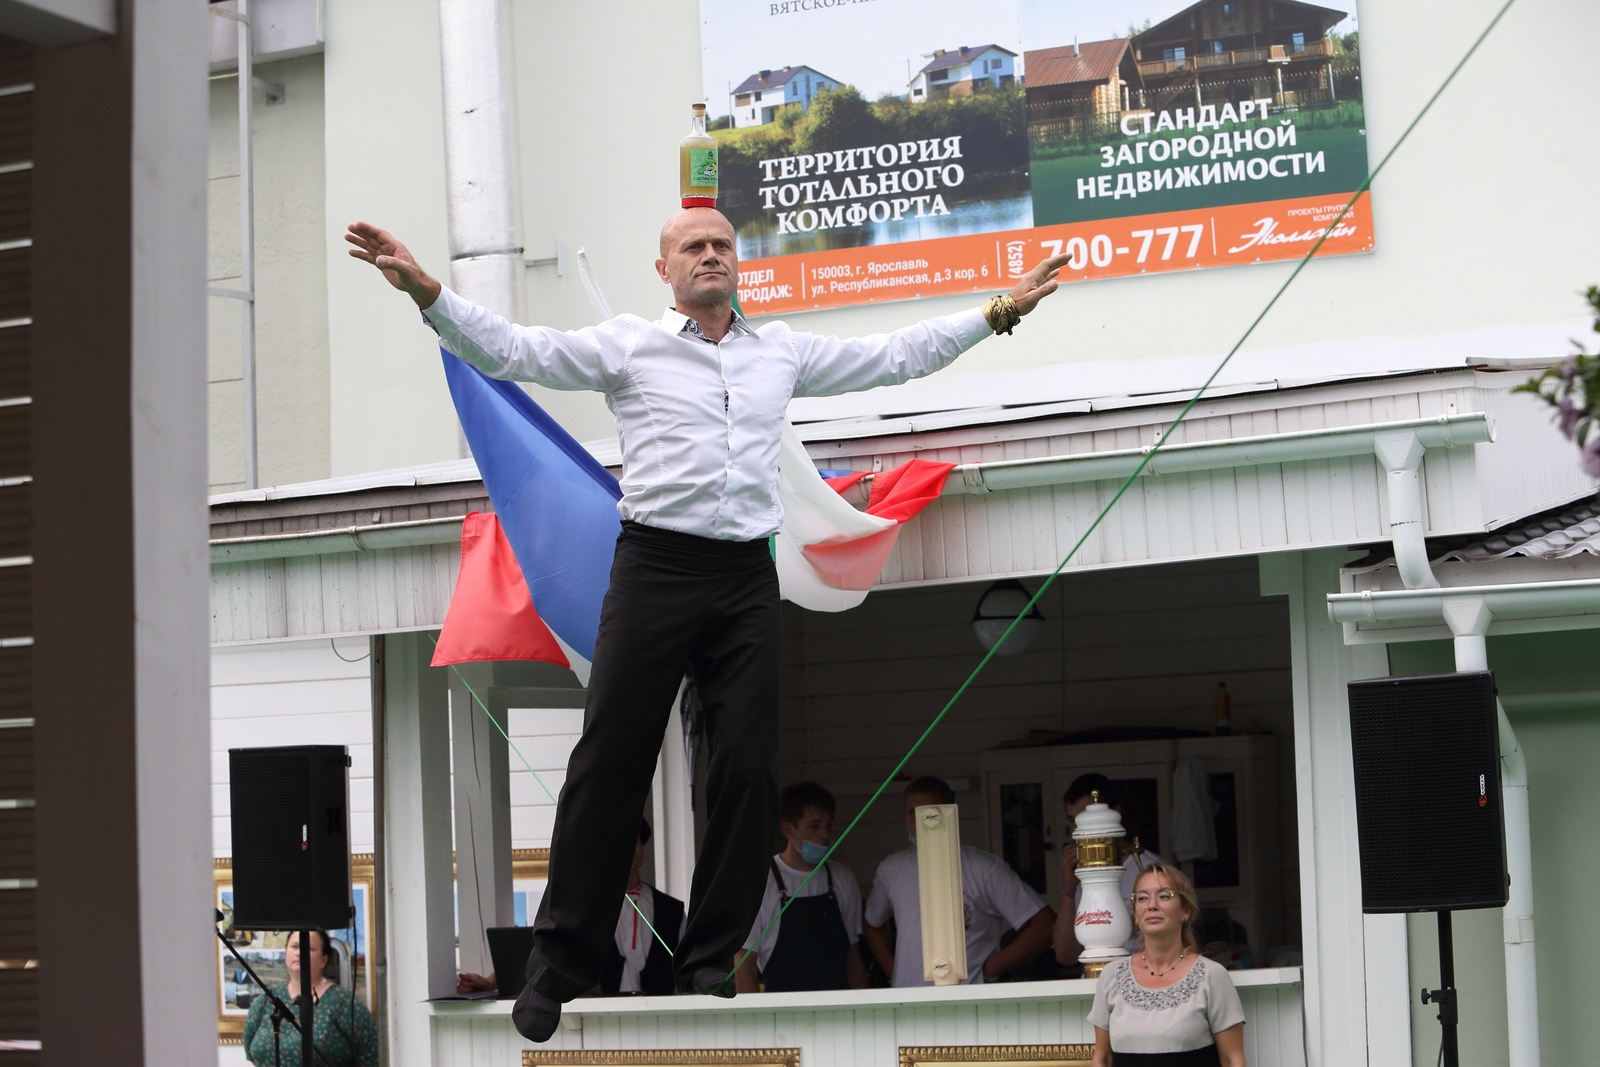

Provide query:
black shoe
left=676, top=966, right=736, bottom=998
left=512, top=985, right=562, bottom=1042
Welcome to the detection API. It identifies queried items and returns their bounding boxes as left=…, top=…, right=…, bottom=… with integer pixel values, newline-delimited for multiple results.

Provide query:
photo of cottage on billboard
left=699, top=0, right=1032, bottom=261
left=699, top=0, right=1370, bottom=315
left=1023, top=0, right=1366, bottom=224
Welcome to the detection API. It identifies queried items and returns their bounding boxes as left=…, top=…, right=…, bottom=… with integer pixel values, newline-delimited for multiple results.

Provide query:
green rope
left=424, top=635, right=677, bottom=958
left=728, top=0, right=1519, bottom=985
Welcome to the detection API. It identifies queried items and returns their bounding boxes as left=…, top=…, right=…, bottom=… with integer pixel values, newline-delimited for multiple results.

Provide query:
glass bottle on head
left=680, top=103, right=718, bottom=207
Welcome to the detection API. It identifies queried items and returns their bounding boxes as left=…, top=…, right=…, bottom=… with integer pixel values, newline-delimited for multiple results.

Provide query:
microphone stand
left=215, top=919, right=337, bottom=1067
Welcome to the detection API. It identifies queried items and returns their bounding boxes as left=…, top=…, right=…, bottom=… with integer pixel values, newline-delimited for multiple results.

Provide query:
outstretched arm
left=345, top=221, right=443, bottom=310
left=346, top=220, right=618, bottom=390
left=792, top=252, right=1075, bottom=399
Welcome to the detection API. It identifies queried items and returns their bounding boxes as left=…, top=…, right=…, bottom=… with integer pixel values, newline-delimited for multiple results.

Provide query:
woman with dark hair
left=241, top=929, right=380, bottom=1066
left=1087, top=864, right=1246, bottom=1067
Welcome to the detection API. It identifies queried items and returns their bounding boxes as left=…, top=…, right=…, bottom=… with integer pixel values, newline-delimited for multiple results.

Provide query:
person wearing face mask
left=734, top=782, right=867, bottom=992
left=862, top=776, right=1056, bottom=988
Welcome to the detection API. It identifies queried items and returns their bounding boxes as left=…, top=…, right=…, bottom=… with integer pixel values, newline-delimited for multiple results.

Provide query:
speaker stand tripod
left=215, top=916, right=335, bottom=1067
left=1420, top=910, right=1459, bottom=1067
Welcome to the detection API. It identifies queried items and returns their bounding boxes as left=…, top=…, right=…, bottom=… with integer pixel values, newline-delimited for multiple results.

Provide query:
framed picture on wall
left=512, top=848, right=549, bottom=925
left=899, top=1046, right=1095, bottom=1067
left=213, top=855, right=377, bottom=1045
left=524, top=1052, right=800, bottom=1066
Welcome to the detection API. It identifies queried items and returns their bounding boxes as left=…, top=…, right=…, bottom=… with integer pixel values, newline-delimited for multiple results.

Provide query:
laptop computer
left=485, top=926, right=536, bottom=1000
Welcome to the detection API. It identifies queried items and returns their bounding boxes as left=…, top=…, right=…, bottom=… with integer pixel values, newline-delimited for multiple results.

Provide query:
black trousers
left=527, top=521, right=781, bottom=1001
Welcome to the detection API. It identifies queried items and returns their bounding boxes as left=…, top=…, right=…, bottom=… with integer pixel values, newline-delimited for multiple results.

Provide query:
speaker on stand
left=227, top=745, right=354, bottom=1067
left=1347, top=671, right=1509, bottom=1067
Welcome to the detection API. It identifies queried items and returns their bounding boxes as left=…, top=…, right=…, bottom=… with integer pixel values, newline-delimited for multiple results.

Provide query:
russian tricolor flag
left=431, top=354, right=954, bottom=666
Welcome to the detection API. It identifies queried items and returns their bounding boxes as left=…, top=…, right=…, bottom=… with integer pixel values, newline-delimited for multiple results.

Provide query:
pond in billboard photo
left=700, top=0, right=1033, bottom=258
left=1022, top=0, right=1366, bottom=225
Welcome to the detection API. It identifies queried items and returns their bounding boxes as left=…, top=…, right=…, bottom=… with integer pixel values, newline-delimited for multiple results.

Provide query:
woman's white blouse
left=1087, top=956, right=1246, bottom=1053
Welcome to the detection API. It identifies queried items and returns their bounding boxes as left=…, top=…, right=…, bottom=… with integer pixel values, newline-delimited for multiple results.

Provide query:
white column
left=450, top=665, right=514, bottom=975
left=651, top=686, right=696, bottom=901
left=383, top=633, right=455, bottom=1066
left=1288, top=549, right=1391, bottom=1067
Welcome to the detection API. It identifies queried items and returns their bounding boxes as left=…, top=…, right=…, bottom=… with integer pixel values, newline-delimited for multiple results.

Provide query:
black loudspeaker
left=1347, top=672, right=1509, bottom=913
left=229, top=745, right=353, bottom=930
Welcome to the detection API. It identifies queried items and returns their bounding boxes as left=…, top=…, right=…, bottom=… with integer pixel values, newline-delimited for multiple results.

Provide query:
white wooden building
left=207, top=357, right=1598, bottom=1067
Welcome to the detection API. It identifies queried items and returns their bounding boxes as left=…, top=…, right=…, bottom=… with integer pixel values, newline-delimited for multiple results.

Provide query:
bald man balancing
left=347, top=210, right=1069, bottom=1041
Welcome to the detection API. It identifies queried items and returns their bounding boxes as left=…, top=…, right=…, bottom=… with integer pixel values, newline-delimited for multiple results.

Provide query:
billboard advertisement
left=700, top=0, right=1371, bottom=315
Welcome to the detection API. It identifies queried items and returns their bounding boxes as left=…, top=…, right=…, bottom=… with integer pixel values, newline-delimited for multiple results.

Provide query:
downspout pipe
left=1374, top=429, right=1437, bottom=590
left=1411, top=580, right=1538, bottom=1067
left=1442, top=599, right=1539, bottom=1067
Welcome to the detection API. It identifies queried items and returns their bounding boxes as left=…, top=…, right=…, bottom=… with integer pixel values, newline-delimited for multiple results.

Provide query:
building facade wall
left=208, top=53, right=331, bottom=492
left=203, top=0, right=1598, bottom=488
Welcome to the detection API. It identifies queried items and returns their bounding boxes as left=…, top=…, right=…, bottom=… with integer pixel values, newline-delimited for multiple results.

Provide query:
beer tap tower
left=1072, top=790, right=1132, bottom=978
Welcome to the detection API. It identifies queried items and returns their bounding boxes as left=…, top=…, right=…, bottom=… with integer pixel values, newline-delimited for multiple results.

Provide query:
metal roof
left=918, top=45, right=1016, bottom=75
left=732, top=65, right=835, bottom=95
left=1439, top=494, right=1600, bottom=562
left=1023, top=39, right=1131, bottom=88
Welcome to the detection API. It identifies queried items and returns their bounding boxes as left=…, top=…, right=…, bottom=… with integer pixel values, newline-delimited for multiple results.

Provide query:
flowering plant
left=1517, top=286, right=1600, bottom=478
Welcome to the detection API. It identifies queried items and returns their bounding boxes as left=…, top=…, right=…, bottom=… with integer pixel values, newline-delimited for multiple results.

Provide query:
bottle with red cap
left=680, top=103, right=717, bottom=207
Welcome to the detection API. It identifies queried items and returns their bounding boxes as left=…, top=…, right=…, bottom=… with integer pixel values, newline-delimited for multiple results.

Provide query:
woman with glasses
left=241, top=930, right=380, bottom=1067
left=1087, top=864, right=1246, bottom=1066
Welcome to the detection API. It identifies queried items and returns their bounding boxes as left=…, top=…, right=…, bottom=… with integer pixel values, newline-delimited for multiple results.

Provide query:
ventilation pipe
left=437, top=0, right=524, bottom=454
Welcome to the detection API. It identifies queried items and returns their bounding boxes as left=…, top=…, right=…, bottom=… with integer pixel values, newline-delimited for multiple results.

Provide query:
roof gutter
left=210, top=516, right=464, bottom=565
left=1326, top=578, right=1600, bottom=628
left=939, top=413, right=1493, bottom=495
left=211, top=413, right=1495, bottom=566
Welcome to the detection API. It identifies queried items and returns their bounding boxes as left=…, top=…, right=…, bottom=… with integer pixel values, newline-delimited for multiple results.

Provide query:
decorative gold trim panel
left=899, top=1044, right=1094, bottom=1067
left=524, top=1051, right=799, bottom=1067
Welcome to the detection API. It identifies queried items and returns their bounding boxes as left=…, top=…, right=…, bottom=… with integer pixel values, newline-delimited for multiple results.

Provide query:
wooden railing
left=1137, top=36, right=1331, bottom=77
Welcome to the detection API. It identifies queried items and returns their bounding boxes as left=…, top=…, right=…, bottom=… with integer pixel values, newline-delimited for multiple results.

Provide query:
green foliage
left=791, top=85, right=879, bottom=154
left=1330, top=30, right=1360, bottom=71
left=1516, top=287, right=1600, bottom=476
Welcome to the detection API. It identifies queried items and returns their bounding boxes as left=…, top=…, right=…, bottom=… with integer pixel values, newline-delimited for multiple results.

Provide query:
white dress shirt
left=613, top=887, right=652, bottom=993
left=422, top=286, right=992, bottom=541
left=864, top=844, right=1046, bottom=987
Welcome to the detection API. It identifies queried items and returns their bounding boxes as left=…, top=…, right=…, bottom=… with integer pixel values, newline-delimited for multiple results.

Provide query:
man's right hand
left=345, top=221, right=443, bottom=310
left=1060, top=841, right=1080, bottom=895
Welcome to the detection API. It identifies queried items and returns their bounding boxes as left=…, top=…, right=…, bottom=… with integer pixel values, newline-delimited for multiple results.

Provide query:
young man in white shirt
left=1053, top=773, right=1165, bottom=968
left=347, top=212, right=1070, bottom=1040
left=863, top=776, right=1056, bottom=987
left=734, top=782, right=867, bottom=993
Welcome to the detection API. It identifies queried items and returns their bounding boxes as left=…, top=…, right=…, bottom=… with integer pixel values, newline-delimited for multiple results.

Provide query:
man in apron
left=735, top=782, right=866, bottom=992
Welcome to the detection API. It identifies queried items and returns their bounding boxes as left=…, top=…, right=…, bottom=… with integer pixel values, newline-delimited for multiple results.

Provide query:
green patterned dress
left=241, top=981, right=379, bottom=1067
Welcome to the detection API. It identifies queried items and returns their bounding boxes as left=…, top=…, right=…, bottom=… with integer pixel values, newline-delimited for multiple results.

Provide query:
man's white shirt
left=611, top=886, right=685, bottom=993
left=741, top=855, right=863, bottom=973
left=864, top=844, right=1046, bottom=987
left=421, top=287, right=991, bottom=542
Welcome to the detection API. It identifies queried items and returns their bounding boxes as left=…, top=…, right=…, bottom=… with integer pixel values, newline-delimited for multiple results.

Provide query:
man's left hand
left=1010, top=253, right=1072, bottom=316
